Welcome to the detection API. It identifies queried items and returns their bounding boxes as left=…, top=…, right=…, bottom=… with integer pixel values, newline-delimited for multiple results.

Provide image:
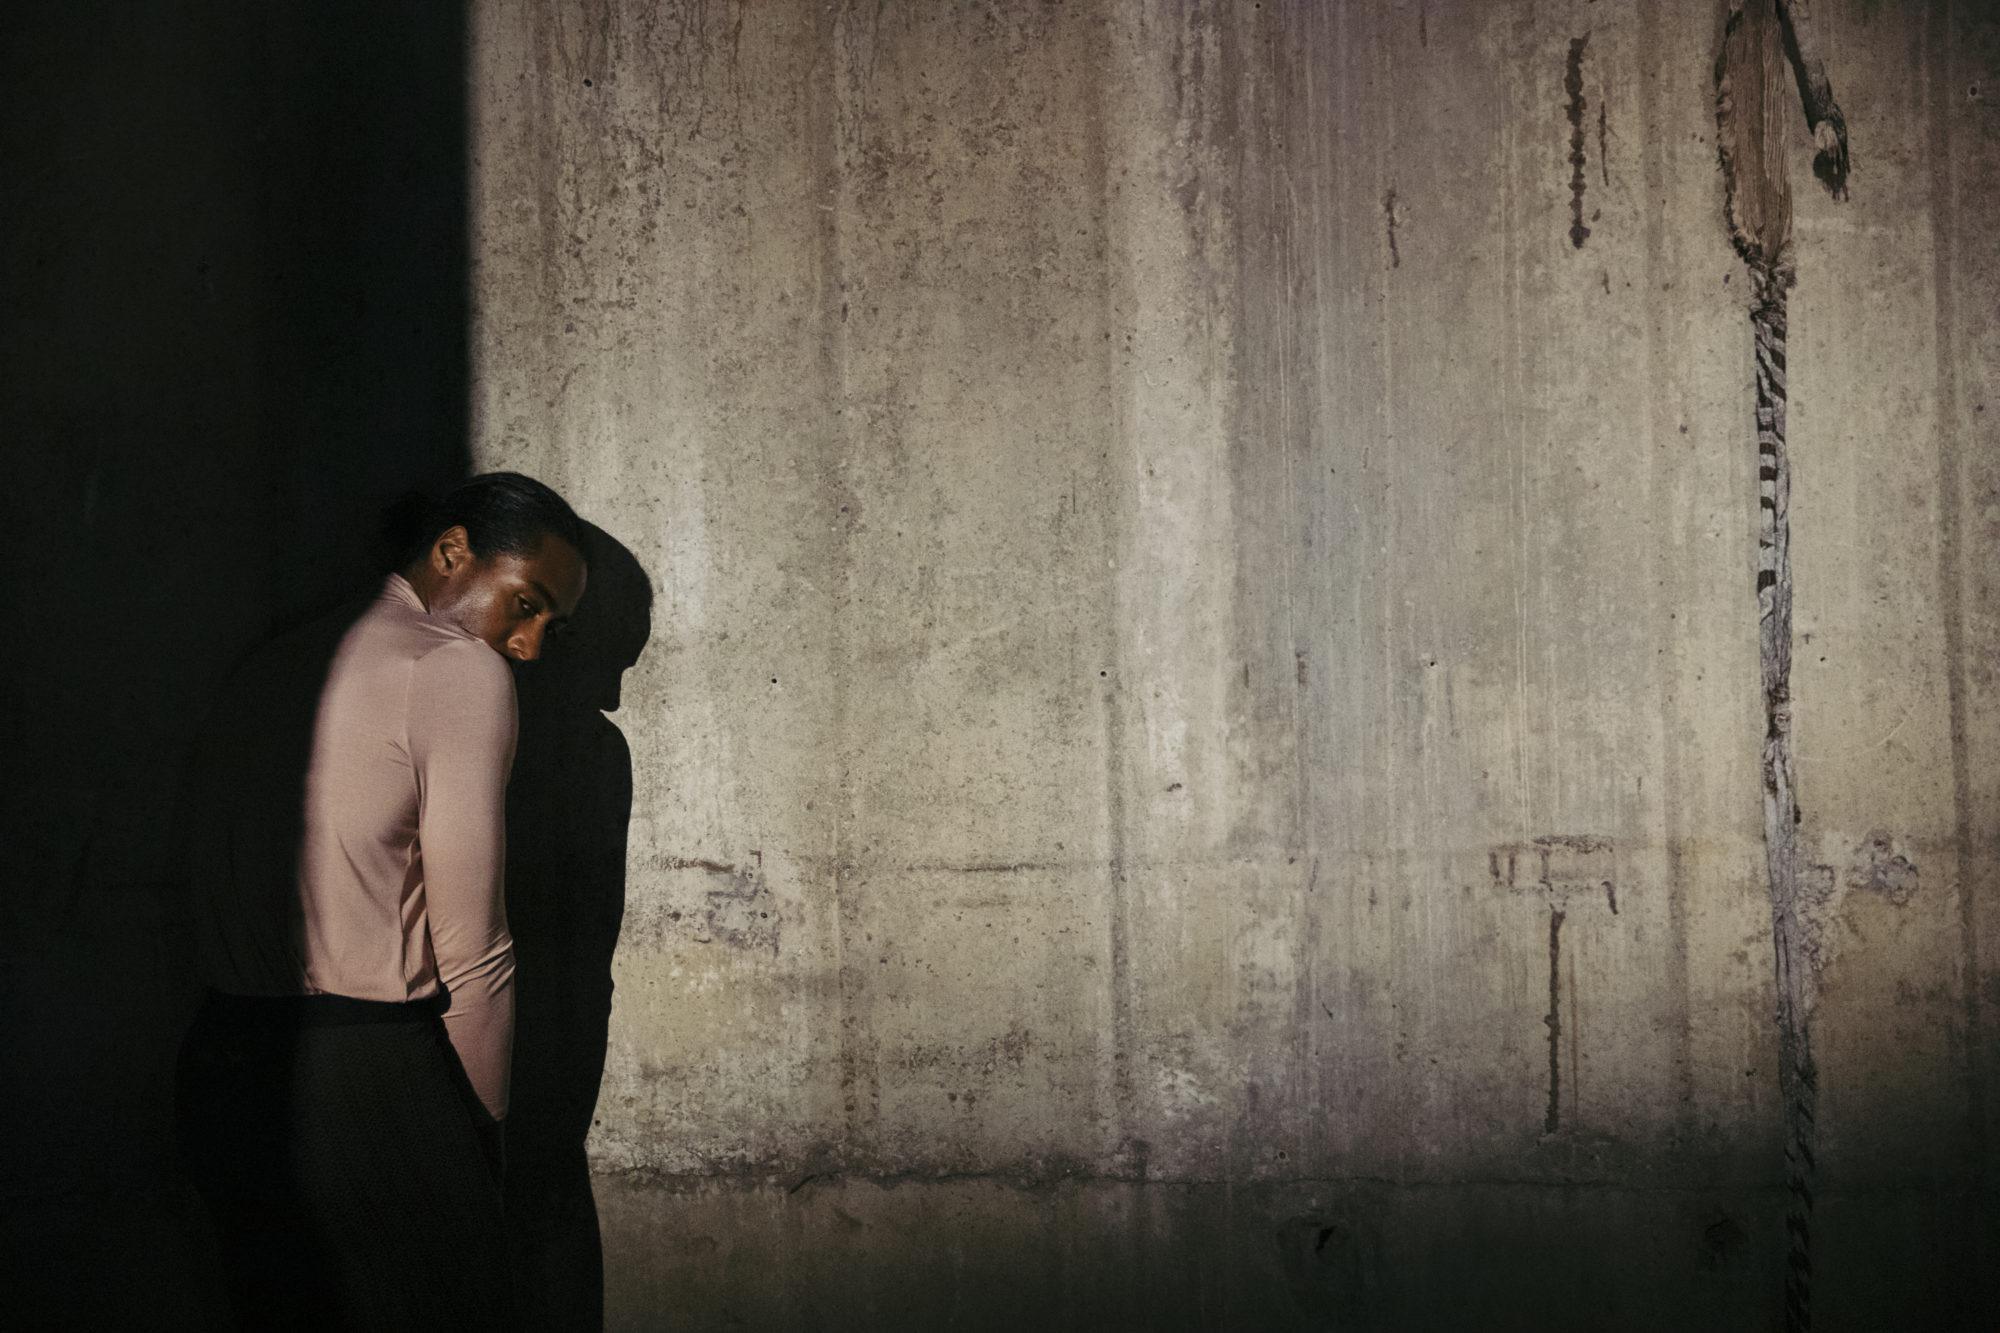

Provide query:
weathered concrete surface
left=469, top=1, right=2000, bottom=1327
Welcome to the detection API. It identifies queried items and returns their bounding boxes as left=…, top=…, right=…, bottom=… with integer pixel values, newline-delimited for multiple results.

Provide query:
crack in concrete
left=1716, top=4, right=1849, bottom=1325
left=1752, top=265, right=1818, bottom=1333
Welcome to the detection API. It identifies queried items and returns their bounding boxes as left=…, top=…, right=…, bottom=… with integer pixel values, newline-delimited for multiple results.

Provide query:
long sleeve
left=407, top=637, right=519, bottom=1121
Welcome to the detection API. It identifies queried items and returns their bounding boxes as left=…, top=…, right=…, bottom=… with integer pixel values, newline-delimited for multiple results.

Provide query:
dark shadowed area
left=504, top=523, right=651, bottom=1330
left=1, top=3, right=469, bottom=1324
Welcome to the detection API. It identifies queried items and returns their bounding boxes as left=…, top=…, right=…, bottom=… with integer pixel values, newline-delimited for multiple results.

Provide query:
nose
left=508, top=621, right=547, bottom=662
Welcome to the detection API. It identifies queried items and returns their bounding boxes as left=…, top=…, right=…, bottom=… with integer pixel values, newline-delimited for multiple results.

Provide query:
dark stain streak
left=1383, top=188, right=1401, bottom=268
left=1605, top=880, right=1619, bottom=915
left=1418, top=5, right=1427, bottom=48
left=1598, top=98, right=1609, bottom=187
left=1566, top=35, right=1591, bottom=249
left=1545, top=907, right=1566, bottom=1133
left=661, top=856, right=740, bottom=874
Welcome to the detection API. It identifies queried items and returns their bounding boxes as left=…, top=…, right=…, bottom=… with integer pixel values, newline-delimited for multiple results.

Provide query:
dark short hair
left=383, top=473, right=589, bottom=572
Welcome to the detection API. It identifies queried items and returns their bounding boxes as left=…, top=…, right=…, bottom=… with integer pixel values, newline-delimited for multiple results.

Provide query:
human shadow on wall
left=503, top=521, right=651, bottom=1331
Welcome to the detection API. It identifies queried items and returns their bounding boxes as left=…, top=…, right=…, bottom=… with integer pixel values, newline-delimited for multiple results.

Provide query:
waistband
left=202, top=987, right=446, bottom=1027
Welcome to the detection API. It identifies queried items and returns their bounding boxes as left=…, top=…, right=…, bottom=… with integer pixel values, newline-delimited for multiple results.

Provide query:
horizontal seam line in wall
left=590, top=1169, right=1949, bottom=1198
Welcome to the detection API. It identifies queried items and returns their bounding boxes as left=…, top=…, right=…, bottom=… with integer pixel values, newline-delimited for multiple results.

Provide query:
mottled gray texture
left=466, top=1, right=2000, bottom=1327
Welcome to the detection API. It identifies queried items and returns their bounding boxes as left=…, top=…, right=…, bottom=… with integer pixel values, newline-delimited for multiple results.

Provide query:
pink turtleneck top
left=187, top=574, right=517, bottom=1120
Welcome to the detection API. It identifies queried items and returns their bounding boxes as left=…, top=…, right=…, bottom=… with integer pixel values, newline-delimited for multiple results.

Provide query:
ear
left=431, top=525, right=474, bottom=576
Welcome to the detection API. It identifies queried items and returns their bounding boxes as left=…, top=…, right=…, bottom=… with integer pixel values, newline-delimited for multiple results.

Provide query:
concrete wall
left=469, top=0, right=1998, bottom=1328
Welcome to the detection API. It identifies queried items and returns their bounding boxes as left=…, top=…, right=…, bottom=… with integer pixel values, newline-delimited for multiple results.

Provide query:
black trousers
left=175, top=990, right=512, bottom=1332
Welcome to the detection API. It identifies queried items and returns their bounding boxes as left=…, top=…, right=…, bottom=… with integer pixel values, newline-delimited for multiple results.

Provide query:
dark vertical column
left=0, top=3, right=469, bottom=1324
left=259, top=1, right=472, bottom=620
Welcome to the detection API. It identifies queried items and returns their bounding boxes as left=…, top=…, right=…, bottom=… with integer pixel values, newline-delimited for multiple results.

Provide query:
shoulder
left=404, top=637, right=516, bottom=761
left=404, top=637, right=516, bottom=751
left=409, top=635, right=515, bottom=706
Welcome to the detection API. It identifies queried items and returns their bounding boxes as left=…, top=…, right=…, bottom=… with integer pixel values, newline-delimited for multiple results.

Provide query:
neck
left=401, top=561, right=443, bottom=612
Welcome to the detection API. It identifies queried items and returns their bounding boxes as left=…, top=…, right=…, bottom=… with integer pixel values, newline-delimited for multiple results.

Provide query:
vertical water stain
left=1598, top=98, right=1610, bottom=187
left=1545, top=906, right=1566, bottom=1133
left=1566, top=35, right=1591, bottom=249
left=1383, top=188, right=1401, bottom=268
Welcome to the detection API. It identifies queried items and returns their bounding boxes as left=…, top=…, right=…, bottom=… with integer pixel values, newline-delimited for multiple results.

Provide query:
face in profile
left=422, top=527, right=589, bottom=661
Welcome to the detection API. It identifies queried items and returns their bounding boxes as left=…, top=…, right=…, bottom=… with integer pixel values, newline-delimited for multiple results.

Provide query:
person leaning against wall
left=174, top=473, right=589, bottom=1330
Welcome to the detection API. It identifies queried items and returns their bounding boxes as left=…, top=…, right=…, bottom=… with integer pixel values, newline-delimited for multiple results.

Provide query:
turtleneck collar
left=382, top=572, right=428, bottom=613
left=381, top=571, right=489, bottom=647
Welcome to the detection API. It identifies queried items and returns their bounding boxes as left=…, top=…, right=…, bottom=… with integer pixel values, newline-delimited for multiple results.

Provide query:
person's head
left=387, top=473, right=589, bottom=662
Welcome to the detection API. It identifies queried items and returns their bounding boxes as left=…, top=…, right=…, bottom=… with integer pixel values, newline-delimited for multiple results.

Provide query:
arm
left=408, top=637, right=519, bottom=1122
